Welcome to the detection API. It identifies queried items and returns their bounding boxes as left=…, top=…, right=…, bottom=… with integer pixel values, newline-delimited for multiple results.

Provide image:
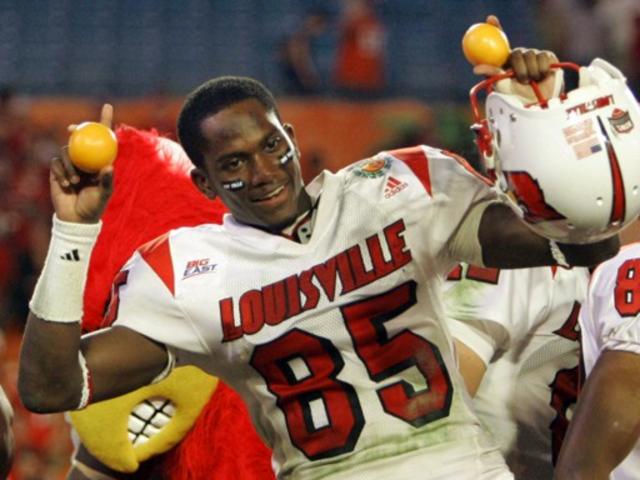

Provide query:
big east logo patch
left=183, top=258, right=216, bottom=279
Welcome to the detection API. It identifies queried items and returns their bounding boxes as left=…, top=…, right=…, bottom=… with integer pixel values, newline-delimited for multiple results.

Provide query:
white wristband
left=549, top=239, right=570, bottom=268
left=150, top=347, right=176, bottom=384
left=76, top=350, right=94, bottom=410
left=29, top=215, right=102, bottom=323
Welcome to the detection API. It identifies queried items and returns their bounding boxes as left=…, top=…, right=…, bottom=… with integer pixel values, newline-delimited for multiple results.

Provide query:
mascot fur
left=69, top=126, right=275, bottom=479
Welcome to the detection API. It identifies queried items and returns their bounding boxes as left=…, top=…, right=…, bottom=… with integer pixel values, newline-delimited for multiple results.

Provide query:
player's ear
left=191, top=168, right=217, bottom=200
left=283, top=123, right=300, bottom=156
left=283, top=123, right=297, bottom=144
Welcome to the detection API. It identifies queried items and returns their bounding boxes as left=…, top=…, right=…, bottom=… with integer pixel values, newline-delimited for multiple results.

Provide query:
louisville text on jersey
left=220, top=219, right=412, bottom=341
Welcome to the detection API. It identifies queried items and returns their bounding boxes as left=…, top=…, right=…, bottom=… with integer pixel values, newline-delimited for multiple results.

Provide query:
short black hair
left=177, top=76, right=279, bottom=168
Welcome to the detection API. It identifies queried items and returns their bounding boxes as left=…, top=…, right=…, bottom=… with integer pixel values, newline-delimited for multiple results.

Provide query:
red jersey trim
left=387, top=146, right=432, bottom=196
left=138, top=233, right=175, bottom=297
left=442, top=149, right=493, bottom=187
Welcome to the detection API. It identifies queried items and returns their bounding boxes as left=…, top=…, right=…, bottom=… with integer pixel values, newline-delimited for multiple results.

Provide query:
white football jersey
left=111, top=146, right=512, bottom=479
left=445, top=264, right=589, bottom=479
left=580, top=243, right=640, bottom=479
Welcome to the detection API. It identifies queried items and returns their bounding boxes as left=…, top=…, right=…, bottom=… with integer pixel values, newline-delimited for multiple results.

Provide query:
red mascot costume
left=70, top=126, right=275, bottom=480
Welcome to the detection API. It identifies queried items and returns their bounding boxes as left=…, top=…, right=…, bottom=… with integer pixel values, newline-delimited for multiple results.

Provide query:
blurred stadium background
left=0, top=0, right=638, bottom=477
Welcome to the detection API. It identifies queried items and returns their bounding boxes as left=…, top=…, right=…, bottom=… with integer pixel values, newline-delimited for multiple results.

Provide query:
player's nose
left=250, top=153, right=279, bottom=186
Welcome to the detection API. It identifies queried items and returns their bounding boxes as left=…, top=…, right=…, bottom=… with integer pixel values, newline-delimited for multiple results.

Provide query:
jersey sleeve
left=109, top=249, right=211, bottom=356
left=444, top=265, right=533, bottom=365
left=603, top=316, right=640, bottom=354
left=587, top=248, right=640, bottom=356
left=387, top=146, right=498, bottom=267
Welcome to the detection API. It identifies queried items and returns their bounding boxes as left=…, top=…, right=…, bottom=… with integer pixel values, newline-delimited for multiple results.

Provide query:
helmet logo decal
left=566, top=94, right=614, bottom=118
left=596, top=117, right=626, bottom=224
left=563, top=118, right=603, bottom=160
left=608, top=108, right=634, bottom=134
left=504, top=171, right=566, bottom=223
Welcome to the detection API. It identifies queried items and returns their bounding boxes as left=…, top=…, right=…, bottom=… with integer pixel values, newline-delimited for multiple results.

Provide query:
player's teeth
left=260, top=186, right=284, bottom=200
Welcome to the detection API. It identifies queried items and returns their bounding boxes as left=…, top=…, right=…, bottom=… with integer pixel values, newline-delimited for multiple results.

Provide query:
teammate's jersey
left=580, top=243, right=640, bottom=479
left=445, top=264, right=589, bottom=479
left=110, top=146, right=512, bottom=479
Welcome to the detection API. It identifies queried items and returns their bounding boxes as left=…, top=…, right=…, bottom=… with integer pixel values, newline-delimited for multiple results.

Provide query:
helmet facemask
left=470, top=59, right=640, bottom=243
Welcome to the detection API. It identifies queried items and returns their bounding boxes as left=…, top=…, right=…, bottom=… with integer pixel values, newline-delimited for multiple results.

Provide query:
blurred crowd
left=536, top=0, right=640, bottom=93
left=0, top=87, right=72, bottom=478
left=278, top=0, right=386, bottom=97
left=277, top=0, right=640, bottom=99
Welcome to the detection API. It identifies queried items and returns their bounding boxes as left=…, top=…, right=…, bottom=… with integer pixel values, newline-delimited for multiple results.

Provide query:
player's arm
left=466, top=36, right=620, bottom=268
left=20, top=318, right=168, bottom=413
left=0, top=386, right=13, bottom=478
left=554, top=350, right=640, bottom=479
left=18, top=105, right=169, bottom=413
left=454, top=339, right=487, bottom=396
left=478, top=202, right=619, bottom=268
left=445, top=264, right=515, bottom=396
left=68, top=445, right=125, bottom=480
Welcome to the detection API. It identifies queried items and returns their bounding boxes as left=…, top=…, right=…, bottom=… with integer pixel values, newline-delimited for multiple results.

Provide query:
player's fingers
left=486, top=14, right=502, bottom=31
left=536, top=51, right=551, bottom=80
left=51, top=156, right=73, bottom=189
left=509, top=48, right=531, bottom=83
left=473, top=64, right=503, bottom=77
left=536, top=50, right=558, bottom=79
left=60, top=146, right=81, bottom=185
left=97, top=166, right=114, bottom=203
left=100, top=103, right=113, bottom=129
left=522, top=49, right=541, bottom=82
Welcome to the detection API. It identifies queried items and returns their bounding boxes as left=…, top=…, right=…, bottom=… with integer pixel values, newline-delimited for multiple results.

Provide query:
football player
left=446, top=264, right=588, bottom=478
left=555, top=223, right=640, bottom=479
left=18, top=44, right=617, bottom=479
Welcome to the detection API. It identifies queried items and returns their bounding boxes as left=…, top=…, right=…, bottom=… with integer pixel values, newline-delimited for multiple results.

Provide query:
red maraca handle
left=470, top=62, right=581, bottom=122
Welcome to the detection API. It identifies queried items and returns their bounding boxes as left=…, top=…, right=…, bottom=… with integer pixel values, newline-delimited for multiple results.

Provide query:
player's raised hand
left=500, top=48, right=562, bottom=101
left=50, top=104, right=115, bottom=224
left=470, top=15, right=562, bottom=102
left=506, top=47, right=558, bottom=84
left=470, top=15, right=509, bottom=77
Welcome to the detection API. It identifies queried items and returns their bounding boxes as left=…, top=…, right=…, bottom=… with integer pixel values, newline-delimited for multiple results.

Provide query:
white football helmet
left=470, top=59, right=640, bottom=243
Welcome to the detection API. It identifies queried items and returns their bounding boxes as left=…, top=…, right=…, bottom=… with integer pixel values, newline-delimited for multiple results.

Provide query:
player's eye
left=265, top=135, right=282, bottom=153
left=221, top=157, right=244, bottom=171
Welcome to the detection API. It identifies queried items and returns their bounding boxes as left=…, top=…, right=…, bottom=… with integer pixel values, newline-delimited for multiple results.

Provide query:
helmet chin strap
left=220, top=130, right=298, bottom=192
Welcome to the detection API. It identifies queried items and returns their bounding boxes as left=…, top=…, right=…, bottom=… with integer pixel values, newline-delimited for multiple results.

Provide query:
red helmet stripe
left=607, top=144, right=626, bottom=223
left=505, top=171, right=566, bottom=223
left=597, top=117, right=626, bottom=224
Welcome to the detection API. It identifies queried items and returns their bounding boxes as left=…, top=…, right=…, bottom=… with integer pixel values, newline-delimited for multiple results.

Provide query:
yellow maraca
left=68, top=121, right=118, bottom=173
left=462, top=22, right=511, bottom=67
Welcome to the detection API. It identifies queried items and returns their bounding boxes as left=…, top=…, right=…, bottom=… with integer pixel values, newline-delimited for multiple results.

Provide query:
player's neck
left=279, top=196, right=320, bottom=244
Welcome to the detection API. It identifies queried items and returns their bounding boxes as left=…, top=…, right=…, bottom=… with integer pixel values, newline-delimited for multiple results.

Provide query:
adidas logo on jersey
left=183, top=258, right=216, bottom=279
left=384, top=176, right=408, bottom=199
left=60, top=249, right=80, bottom=261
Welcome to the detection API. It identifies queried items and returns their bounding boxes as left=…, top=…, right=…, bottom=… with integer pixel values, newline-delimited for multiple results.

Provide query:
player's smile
left=193, top=98, right=311, bottom=231
left=250, top=183, right=287, bottom=204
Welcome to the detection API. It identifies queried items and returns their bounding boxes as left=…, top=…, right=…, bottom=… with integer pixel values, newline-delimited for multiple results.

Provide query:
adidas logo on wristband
left=60, top=249, right=80, bottom=261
